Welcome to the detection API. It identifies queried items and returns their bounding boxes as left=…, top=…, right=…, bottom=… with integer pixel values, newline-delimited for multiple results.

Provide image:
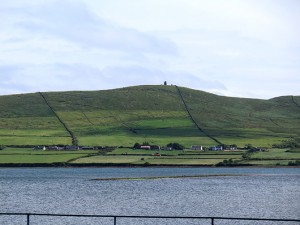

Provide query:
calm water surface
left=0, top=167, right=299, bottom=224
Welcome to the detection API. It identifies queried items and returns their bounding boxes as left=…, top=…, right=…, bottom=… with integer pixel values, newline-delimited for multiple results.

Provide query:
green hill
left=0, top=85, right=299, bottom=148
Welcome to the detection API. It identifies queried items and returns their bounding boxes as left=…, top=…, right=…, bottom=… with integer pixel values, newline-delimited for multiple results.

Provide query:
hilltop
left=0, top=85, right=299, bottom=148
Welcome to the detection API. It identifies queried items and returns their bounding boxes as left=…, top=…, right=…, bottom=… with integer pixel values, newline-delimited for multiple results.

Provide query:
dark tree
left=166, top=143, right=184, bottom=150
left=164, top=81, right=167, bottom=85
left=133, top=143, right=141, bottom=149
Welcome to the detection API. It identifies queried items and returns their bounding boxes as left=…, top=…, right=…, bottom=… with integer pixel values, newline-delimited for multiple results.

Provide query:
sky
left=1, top=0, right=299, bottom=99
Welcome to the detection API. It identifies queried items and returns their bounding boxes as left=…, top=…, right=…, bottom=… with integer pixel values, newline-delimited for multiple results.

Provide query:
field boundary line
left=39, top=92, right=78, bottom=146
left=175, top=86, right=222, bottom=145
left=291, top=96, right=300, bottom=110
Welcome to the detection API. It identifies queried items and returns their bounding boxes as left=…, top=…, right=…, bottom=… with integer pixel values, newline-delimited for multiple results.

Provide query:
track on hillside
left=291, top=96, right=300, bottom=110
left=175, top=86, right=222, bottom=145
left=39, top=92, right=78, bottom=146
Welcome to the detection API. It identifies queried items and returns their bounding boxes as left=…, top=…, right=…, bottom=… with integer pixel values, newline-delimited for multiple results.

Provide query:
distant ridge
left=0, top=85, right=299, bottom=147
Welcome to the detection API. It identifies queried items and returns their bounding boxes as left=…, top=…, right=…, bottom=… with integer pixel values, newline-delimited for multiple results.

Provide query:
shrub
left=143, top=162, right=151, bottom=166
left=288, top=160, right=300, bottom=166
left=166, top=143, right=184, bottom=150
left=273, top=138, right=300, bottom=149
left=242, top=151, right=253, bottom=159
left=133, top=143, right=141, bottom=149
left=215, top=159, right=238, bottom=167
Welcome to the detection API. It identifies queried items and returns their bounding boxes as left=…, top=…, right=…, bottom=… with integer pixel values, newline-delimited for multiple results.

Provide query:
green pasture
left=239, top=148, right=300, bottom=166
left=58, top=108, right=214, bottom=147
left=73, top=147, right=244, bottom=165
left=0, top=129, right=69, bottom=137
left=72, top=155, right=230, bottom=165
left=0, top=148, right=97, bottom=155
left=0, top=154, right=81, bottom=163
left=0, top=117, right=65, bottom=130
left=0, top=136, right=70, bottom=146
left=0, top=115, right=69, bottom=145
left=0, top=148, right=98, bottom=163
left=0, top=85, right=299, bottom=148
left=109, top=148, right=243, bottom=156
left=109, top=148, right=181, bottom=155
left=172, top=155, right=241, bottom=159
left=56, top=108, right=215, bottom=147
left=250, top=149, right=300, bottom=160
left=78, top=135, right=216, bottom=147
left=73, top=155, right=146, bottom=164
left=243, top=160, right=293, bottom=166
left=217, top=136, right=286, bottom=148
left=139, top=158, right=224, bottom=165
left=179, top=87, right=300, bottom=146
left=0, top=146, right=299, bottom=166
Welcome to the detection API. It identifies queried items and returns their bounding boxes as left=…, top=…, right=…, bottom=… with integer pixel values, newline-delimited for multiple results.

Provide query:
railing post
left=114, top=216, right=117, bottom=225
left=211, top=217, right=214, bottom=225
left=27, top=214, right=30, bottom=225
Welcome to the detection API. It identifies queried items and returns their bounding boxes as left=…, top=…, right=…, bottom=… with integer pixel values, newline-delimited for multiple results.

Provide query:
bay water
left=0, top=167, right=299, bottom=224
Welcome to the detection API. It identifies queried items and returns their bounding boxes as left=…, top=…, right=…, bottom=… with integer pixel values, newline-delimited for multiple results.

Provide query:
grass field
left=0, top=136, right=70, bottom=146
left=0, top=85, right=299, bottom=149
left=72, top=155, right=230, bottom=165
left=179, top=87, right=300, bottom=147
left=250, top=149, right=300, bottom=160
left=0, top=147, right=299, bottom=166
left=0, top=148, right=99, bottom=163
left=244, top=160, right=294, bottom=166
left=108, top=148, right=300, bottom=166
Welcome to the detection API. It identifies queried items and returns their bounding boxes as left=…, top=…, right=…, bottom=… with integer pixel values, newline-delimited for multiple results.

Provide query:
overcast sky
left=1, top=0, right=299, bottom=99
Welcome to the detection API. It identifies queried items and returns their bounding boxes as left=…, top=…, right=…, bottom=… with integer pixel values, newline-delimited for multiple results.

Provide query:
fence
left=0, top=213, right=299, bottom=225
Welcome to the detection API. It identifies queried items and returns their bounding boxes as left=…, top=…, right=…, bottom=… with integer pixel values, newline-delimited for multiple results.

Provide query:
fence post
left=211, top=217, right=214, bottom=225
left=27, top=214, right=30, bottom=225
left=114, top=216, right=117, bottom=225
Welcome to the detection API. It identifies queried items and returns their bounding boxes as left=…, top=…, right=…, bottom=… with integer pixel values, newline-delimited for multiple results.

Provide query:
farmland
left=1, top=147, right=299, bottom=167
left=0, top=85, right=299, bottom=166
left=0, top=148, right=98, bottom=164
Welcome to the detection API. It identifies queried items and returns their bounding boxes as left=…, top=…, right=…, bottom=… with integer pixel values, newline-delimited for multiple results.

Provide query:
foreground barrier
left=0, top=213, right=299, bottom=225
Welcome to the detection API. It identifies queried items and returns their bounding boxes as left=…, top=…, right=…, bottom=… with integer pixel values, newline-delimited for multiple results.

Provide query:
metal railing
left=0, top=213, right=299, bottom=225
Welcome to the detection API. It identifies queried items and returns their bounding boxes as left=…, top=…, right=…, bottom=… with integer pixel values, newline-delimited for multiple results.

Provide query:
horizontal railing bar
left=0, top=213, right=299, bottom=222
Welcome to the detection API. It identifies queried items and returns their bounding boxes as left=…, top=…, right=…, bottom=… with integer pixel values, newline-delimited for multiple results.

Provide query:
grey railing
left=0, top=213, right=299, bottom=225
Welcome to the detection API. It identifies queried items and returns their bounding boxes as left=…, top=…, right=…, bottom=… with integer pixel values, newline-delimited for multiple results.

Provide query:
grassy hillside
left=0, top=93, right=70, bottom=145
left=0, top=85, right=299, bottom=148
left=179, top=87, right=300, bottom=147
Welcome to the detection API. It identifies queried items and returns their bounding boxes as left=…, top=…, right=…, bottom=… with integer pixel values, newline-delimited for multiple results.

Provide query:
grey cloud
left=13, top=1, right=177, bottom=55
left=103, top=65, right=226, bottom=90
left=0, top=64, right=226, bottom=95
left=0, top=64, right=104, bottom=94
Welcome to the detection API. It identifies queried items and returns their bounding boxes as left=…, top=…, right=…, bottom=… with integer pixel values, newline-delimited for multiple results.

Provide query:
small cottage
left=191, top=145, right=203, bottom=150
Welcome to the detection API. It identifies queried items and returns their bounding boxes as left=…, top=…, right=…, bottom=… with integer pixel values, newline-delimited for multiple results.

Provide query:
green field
left=0, top=147, right=299, bottom=166
left=250, top=148, right=300, bottom=159
left=0, top=148, right=99, bottom=164
left=0, top=85, right=299, bottom=152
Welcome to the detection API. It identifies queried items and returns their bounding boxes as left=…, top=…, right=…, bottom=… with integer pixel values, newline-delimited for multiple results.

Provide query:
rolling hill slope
left=0, top=85, right=299, bottom=147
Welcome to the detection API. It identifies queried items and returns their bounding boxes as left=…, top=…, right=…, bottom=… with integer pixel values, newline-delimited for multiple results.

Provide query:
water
left=0, top=167, right=299, bottom=224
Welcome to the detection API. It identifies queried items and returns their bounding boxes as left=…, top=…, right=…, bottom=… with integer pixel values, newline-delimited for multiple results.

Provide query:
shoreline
left=0, top=163, right=299, bottom=168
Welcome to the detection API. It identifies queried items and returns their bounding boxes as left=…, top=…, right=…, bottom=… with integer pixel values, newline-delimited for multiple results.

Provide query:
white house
left=191, top=145, right=203, bottom=150
left=210, top=145, right=223, bottom=151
